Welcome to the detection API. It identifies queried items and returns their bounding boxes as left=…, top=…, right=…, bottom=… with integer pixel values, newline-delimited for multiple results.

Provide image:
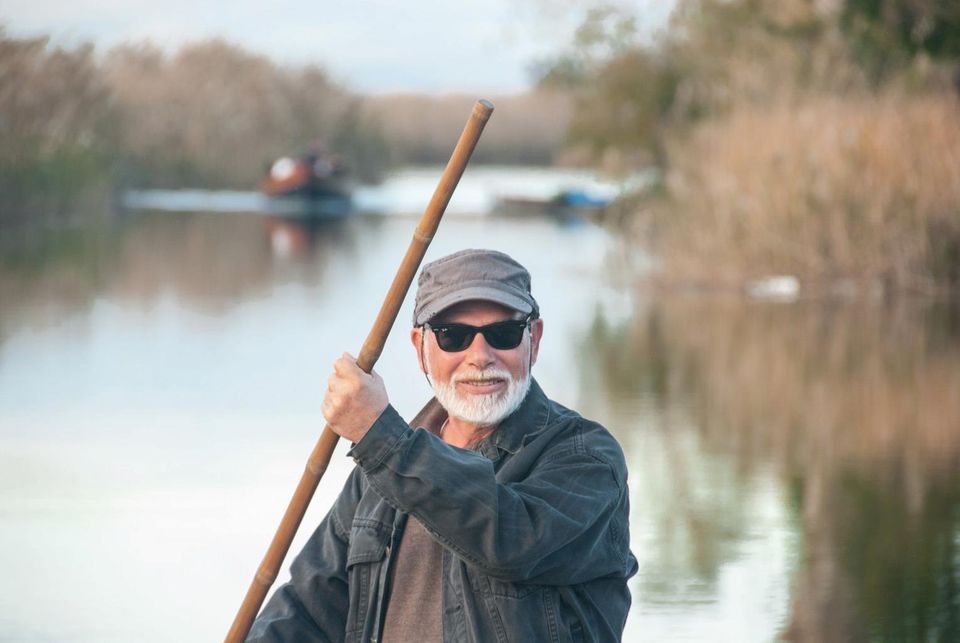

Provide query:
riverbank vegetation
left=364, top=91, right=571, bottom=166
left=0, top=28, right=569, bottom=226
left=542, top=0, right=960, bottom=295
left=0, top=33, right=116, bottom=226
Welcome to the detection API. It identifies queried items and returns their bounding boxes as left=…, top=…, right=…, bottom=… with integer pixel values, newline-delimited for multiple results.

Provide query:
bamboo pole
left=225, top=99, right=495, bottom=643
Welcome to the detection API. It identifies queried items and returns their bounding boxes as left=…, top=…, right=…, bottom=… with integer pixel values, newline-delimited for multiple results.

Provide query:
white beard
left=430, top=368, right=531, bottom=427
left=425, top=340, right=531, bottom=427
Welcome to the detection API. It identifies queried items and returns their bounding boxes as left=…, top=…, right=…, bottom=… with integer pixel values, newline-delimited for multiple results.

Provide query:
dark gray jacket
left=248, top=380, right=637, bottom=642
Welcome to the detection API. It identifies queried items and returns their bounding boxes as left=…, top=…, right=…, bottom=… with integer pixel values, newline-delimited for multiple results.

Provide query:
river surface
left=1, top=167, right=959, bottom=642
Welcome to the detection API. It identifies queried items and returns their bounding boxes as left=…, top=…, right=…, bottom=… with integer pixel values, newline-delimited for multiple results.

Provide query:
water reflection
left=584, top=298, right=960, bottom=641
left=0, top=204, right=617, bottom=642
left=4, top=200, right=960, bottom=641
left=0, top=213, right=363, bottom=341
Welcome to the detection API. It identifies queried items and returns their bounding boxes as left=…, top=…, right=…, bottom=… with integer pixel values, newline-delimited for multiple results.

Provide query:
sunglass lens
left=436, top=326, right=474, bottom=352
left=484, top=322, right=526, bottom=349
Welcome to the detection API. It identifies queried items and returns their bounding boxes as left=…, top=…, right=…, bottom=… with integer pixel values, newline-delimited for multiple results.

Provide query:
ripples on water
left=1, top=169, right=959, bottom=642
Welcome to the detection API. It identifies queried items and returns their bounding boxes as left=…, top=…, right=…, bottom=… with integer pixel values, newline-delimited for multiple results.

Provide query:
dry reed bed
left=655, top=94, right=960, bottom=294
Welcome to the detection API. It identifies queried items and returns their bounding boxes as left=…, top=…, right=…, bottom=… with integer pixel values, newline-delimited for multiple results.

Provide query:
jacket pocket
left=344, top=523, right=389, bottom=639
left=346, top=521, right=389, bottom=567
left=476, top=582, right=585, bottom=643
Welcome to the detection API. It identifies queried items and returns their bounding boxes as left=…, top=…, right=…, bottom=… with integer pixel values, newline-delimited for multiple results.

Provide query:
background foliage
left=539, top=0, right=960, bottom=293
left=0, top=29, right=569, bottom=225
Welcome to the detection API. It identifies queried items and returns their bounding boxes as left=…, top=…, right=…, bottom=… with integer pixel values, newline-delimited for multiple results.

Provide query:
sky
left=1, top=0, right=674, bottom=95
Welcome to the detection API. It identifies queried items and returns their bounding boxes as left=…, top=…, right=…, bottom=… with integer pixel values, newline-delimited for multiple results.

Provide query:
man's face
left=410, top=299, right=544, bottom=425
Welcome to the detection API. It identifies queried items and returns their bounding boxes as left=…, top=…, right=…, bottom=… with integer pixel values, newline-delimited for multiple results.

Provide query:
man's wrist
left=348, top=404, right=408, bottom=470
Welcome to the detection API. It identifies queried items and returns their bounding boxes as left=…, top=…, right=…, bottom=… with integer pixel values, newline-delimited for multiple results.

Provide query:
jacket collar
left=489, top=378, right=551, bottom=455
left=410, top=378, right=551, bottom=458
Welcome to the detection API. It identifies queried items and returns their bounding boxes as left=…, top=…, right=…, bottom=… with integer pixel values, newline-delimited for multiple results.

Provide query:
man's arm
left=349, top=404, right=630, bottom=586
left=320, top=354, right=630, bottom=586
left=246, top=468, right=362, bottom=643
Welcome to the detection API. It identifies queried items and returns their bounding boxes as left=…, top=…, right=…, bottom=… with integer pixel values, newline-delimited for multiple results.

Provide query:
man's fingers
left=332, top=354, right=379, bottom=387
left=322, top=398, right=338, bottom=422
left=332, top=352, right=362, bottom=376
left=327, top=373, right=356, bottom=396
left=322, top=350, right=388, bottom=443
left=322, top=390, right=347, bottom=421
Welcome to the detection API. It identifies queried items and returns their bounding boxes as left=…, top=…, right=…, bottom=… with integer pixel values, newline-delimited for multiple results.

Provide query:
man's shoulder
left=496, top=388, right=627, bottom=489
left=542, top=396, right=627, bottom=468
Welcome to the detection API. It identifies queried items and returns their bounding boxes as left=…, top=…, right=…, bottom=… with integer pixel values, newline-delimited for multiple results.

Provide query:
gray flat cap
left=413, top=249, right=539, bottom=325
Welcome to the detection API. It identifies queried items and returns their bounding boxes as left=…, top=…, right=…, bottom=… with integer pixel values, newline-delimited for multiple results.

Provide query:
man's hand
left=322, top=352, right=389, bottom=444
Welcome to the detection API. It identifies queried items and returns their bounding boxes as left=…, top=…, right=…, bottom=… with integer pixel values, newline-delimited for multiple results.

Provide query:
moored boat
left=259, top=150, right=352, bottom=220
left=492, top=188, right=613, bottom=221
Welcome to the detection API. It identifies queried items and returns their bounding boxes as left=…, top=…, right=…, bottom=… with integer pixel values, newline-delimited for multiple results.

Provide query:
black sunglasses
left=424, top=317, right=531, bottom=352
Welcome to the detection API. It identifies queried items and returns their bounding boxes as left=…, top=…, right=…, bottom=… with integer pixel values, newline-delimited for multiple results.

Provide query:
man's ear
left=410, top=327, right=427, bottom=374
left=529, top=318, right=544, bottom=367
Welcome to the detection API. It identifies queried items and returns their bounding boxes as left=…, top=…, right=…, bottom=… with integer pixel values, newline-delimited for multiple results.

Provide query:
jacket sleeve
left=246, top=467, right=362, bottom=643
left=348, top=404, right=629, bottom=586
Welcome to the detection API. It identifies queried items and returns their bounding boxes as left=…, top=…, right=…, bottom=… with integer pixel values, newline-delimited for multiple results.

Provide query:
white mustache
left=452, top=369, right=511, bottom=386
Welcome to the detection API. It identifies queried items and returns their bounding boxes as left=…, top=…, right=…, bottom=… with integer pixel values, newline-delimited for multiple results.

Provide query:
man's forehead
left=433, top=299, right=524, bottom=322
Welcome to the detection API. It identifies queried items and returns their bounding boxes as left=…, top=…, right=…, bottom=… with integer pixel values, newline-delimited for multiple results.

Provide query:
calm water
left=1, top=168, right=959, bottom=642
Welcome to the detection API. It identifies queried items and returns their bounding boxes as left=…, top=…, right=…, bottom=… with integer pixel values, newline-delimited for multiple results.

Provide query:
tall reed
left=649, top=92, right=960, bottom=294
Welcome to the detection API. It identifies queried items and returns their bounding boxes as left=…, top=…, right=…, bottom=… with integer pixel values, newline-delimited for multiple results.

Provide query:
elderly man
left=248, top=249, right=637, bottom=642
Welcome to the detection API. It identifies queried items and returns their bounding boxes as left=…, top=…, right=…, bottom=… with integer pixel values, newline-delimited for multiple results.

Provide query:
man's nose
left=464, top=331, right=496, bottom=368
